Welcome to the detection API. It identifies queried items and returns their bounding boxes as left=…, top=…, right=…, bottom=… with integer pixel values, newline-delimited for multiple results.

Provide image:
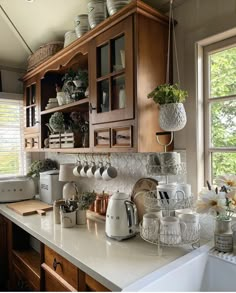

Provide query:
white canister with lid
left=88, top=0, right=107, bottom=29
left=74, top=14, right=89, bottom=38
left=64, top=30, right=77, bottom=47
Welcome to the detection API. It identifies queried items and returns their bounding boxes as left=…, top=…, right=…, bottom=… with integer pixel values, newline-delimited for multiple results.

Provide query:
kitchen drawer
left=44, top=245, right=78, bottom=289
left=24, top=134, right=39, bottom=149
left=94, top=128, right=110, bottom=148
left=86, top=274, right=110, bottom=292
left=44, top=269, right=73, bottom=292
left=12, top=250, right=40, bottom=291
left=111, top=125, right=133, bottom=147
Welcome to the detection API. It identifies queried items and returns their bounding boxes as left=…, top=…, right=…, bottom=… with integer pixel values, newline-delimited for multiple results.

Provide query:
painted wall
left=173, top=0, right=236, bottom=193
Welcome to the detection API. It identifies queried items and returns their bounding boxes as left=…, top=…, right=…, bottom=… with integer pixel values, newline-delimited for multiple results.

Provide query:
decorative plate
left=131, top=178, right=158, bottom=223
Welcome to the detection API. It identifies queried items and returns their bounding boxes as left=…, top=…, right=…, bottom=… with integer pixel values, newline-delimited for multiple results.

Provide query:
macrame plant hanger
left=156, top=0, right=180, bottom=183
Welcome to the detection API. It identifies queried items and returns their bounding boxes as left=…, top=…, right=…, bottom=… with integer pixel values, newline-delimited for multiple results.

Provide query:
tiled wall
left=46, top=151, right=187, bottom=195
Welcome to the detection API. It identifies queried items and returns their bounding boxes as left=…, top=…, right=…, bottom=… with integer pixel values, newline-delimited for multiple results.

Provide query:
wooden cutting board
left=7, top=199, right=53, bottom=216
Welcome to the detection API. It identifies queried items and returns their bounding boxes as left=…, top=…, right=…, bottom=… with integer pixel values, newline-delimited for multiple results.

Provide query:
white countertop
left=0, top=204, right=193, bottom=291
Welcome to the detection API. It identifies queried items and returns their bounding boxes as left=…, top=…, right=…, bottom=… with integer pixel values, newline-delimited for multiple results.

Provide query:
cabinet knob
left=53, top=258, right=61, bottom=271
left=97, top=136, right=109, bottom=141
left=89, top=103, right=96, bottom=114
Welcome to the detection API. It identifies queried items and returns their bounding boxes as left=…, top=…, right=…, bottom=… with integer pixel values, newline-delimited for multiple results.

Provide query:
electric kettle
left=105, top=191, right=137, bottom=241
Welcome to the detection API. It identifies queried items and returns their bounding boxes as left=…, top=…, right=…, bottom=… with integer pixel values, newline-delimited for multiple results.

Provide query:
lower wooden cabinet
left=1, top=215, right=110, bottom=292
left=0, top=214, right=10, bottom=290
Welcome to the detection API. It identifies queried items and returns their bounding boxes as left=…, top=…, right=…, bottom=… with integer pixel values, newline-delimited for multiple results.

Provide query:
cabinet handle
left=116, top=135, right=130, bottom=140
left=97, top=136, right=109, bottom=140
left=89, top=103, right=96, bottom=114
left=53, top=258, right=61, bottom=271
left=35, top=121, right=40, bottom=124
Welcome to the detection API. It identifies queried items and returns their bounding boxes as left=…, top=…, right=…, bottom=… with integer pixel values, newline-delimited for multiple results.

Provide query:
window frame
left=203, top=36, right=236, bottom=183
left=0, top=93, right=29, bottom=178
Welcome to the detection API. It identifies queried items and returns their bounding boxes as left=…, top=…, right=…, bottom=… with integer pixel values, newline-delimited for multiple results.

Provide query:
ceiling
left=0, top=0, right=186, bottom=71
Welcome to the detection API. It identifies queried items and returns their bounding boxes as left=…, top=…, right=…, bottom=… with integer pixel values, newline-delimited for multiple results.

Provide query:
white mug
left=80, top=161, right=89, bottom=177
left=142, top=213, right=159, bottom=241
left=159, top=152, right=180, bottom=175
left=87, top=162, right=96, bottom=178
left=177, top=183, right=191, bottom=198
left=160, top=216, right=186, bottom=245
left=178, top=213, right=199, bottom=242
left=60, top=210, right=76, bottom=228
left=156, top=185, right=185, bottom=212
left=102, top=163, right=117, bottom=181
left=94, top=162, right=105, bottom=180
left=73, top=161, right=83, bottom=177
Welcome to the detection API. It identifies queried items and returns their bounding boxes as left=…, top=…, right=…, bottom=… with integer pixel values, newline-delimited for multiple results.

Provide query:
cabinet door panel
left=44, top=245, right=78, bottom=289
left=90, top=16, right=134, bottom=124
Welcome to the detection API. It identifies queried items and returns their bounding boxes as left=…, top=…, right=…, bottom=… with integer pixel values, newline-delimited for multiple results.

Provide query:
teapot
left=105, top=191, right=137, bottom=241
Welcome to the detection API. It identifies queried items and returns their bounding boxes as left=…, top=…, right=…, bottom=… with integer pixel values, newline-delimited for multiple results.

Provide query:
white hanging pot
left=159, top=103, right=187, bottom=131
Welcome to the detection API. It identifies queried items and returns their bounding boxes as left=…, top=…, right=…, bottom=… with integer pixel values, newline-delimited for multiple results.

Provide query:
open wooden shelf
left=12, top=248, right=40, bottom=277
left=40, top=98, right=89, bottom=115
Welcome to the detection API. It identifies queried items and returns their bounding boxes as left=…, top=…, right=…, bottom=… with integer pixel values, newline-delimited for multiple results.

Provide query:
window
left=204, top=37, right=236, bottom=183
left=0, top=96, right=27, bottom=177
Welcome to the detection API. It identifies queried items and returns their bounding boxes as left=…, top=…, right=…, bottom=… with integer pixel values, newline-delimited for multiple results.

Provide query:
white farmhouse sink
left=123, top=243, right=236, bottom=292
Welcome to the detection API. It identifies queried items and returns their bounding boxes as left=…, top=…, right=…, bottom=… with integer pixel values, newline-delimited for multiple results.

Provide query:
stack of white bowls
left=106, top=0, right=131, bottom=16
left=88, top=0, right=107, bottom=29
left=74, top=14, right=89, bottom=38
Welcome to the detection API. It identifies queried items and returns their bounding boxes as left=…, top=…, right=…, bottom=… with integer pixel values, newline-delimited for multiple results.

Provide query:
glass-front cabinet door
left=24, top=78, right=40, bottom=134
left=89, top=16, right=134, bottom=124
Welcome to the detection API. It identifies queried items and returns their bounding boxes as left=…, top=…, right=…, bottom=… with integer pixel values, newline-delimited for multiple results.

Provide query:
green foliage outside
left=210, top=47, right=236, bottom=178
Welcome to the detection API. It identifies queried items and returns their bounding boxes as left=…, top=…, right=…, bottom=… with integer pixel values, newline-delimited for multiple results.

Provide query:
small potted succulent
left=148, top=83, right=188, bottom=131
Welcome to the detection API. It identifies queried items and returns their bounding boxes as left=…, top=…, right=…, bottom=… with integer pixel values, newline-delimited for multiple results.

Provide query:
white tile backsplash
left=46, top=151, right=187, bottom=195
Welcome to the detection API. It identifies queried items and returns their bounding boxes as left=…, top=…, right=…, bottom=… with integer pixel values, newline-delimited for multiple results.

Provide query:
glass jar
left=214, top=218, right=233, bottom=252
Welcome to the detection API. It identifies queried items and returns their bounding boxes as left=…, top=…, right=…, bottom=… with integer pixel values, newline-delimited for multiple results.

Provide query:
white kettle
left=105, top=191, right=137, bottom=241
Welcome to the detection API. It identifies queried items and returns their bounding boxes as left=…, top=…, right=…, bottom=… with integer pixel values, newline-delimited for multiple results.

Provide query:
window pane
left=212, top=152, right=236, bottom=179
left=210, top=100, right=236, bottom=147
left=210, top=46, right=236, bottom=98
left=0, top=98, right=26, bottom=177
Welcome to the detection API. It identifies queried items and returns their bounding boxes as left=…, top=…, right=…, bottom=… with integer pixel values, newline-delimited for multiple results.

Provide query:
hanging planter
left=147, top=0, right=188, bottom=133
left=148, top=83, right=188, bottom=132
left=159, top=102, right=187, bottom=131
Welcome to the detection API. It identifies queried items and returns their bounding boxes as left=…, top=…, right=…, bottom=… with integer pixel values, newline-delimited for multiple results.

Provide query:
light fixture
left=26, top=0, right=35, bottom=3
left=59, top=164, right=78, bottom=200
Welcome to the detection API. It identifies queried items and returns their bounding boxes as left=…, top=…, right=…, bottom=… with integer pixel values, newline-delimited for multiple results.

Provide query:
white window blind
left=0, top=97, right=27, bottom=177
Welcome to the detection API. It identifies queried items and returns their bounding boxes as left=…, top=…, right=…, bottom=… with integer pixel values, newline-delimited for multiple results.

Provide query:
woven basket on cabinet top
left=27, top=41, right=64, bottom=71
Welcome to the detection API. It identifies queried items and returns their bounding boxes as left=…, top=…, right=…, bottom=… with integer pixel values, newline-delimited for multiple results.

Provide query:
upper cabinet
left=24, top=76, right=40, bottom=150
left=89, top=16, right=133, bottom=124
left=22, top=0, right=172, bottom=153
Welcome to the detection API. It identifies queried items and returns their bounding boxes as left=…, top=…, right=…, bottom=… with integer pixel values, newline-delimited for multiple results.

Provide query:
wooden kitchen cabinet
left=22, top=0, right=172, bottom=153
left=0, top=214, right=10, bottom=290
left=89, top=16, right=134, bottom=125
left=23, top=76, right=41, bottom=151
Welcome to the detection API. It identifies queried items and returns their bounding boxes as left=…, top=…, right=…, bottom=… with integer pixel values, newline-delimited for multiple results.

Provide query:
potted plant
left=73, top=69, right=88, bottom=88
left=27, top=159, right=58, bottom=193
left=77, top=191, right=96, bottom=224
left=49, top=112, right=65, bottom=133
left=148, top=83, right=188, bottom=131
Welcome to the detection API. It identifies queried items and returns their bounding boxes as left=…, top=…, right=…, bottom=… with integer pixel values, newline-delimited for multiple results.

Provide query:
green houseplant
left=148, top=83, right=187, bottom=105
left=148, top=83, right=188, bottom=131
left=77, top=191, right=96, bottom=225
